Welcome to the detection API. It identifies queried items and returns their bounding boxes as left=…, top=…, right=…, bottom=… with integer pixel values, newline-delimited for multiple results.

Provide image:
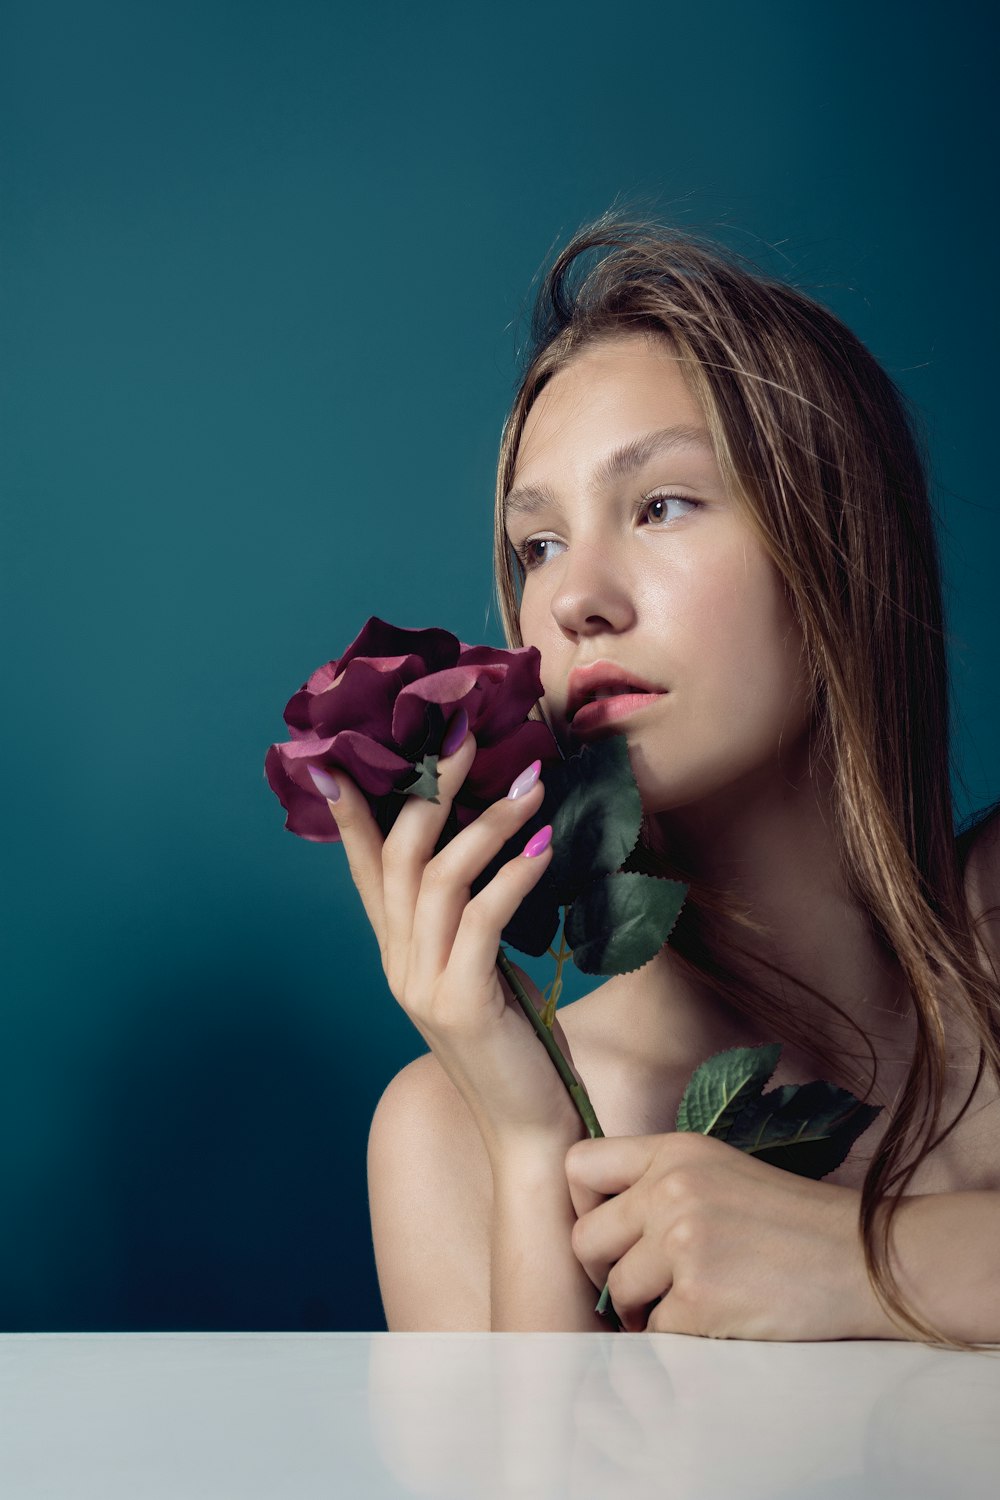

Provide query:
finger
left=307, top=764, right=389, bottom=961
left=605, top=1242, right=674, bottom=1335
left=406, top=767, right=548, bottom=987
left=419, top=820, right=554, bottom=1014
left=380, top=723, right=479, bottom=982
left=570, top=1188, right=644, bottom=1291
left=645, top=1291, right=695, bottom=1337
left=565, top=1135, right=657, bottom=1202
left=565, top=1171, right=606, bottom=1224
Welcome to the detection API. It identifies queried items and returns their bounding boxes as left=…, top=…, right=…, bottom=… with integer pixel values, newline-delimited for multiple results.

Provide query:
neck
left=638, top=741, right=918, bottom=1099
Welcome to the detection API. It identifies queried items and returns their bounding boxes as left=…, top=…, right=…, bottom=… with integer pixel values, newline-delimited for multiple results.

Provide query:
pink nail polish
left=507, top=759, right=542, bottom=800
left=307, top=764, right=341, bottom=802
left=522, top=823, right=553, bottom=858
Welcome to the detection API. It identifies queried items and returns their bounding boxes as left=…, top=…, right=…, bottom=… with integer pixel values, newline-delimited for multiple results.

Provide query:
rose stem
left=495, top=943, right=623, bottom=1331
left=541, top=925, right=571, bottom=1027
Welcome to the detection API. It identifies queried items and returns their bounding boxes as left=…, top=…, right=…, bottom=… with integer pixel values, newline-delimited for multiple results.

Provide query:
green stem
left=541, top=926, right=571, bottom=1027
left=495, top=943, right=623, bottom=1333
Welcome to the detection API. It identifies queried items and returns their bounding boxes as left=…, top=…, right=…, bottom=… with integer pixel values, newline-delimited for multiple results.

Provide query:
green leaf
left=565, top=872, right=688, bottom=976
left=724, top=1081, right=883, bottom=1180
left=497, top=882, right=562, bottom=958
left=541, top=737, right=644, bottom=903
left=470, top=734, right=647, bottom=958
left=619, top=840, right=674, bottom=877
left=674, top=1045, right=884, bottom=1181
left=675, top=1044, right=782, bottom=1137
left=399, top=754, right=440, bottom=804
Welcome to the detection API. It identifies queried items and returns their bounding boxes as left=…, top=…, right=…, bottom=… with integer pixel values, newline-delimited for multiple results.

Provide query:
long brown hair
left=492, top=210, right=1000, bottom=1352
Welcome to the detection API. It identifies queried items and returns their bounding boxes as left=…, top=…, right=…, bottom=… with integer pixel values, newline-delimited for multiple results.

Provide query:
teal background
left=2, top=0, right=996, bottom=1331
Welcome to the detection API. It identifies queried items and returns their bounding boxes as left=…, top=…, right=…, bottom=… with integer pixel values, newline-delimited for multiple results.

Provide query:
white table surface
left=1, top=1332, right=997, bottom=1499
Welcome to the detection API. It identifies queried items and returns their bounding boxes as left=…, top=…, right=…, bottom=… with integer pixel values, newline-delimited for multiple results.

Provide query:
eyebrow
left=503, top=423, right=716, bottom=524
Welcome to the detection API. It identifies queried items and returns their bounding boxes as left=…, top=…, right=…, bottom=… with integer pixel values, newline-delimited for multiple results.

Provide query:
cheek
left=676, top=560, right=809, bottom=725
left=519, top=594, right=550, bottom=666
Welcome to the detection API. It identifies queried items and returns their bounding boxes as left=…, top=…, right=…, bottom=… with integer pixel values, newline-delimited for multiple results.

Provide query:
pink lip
left=567, top=660, right=665, bottom=721
left=571, top=691, right=666, bottom=735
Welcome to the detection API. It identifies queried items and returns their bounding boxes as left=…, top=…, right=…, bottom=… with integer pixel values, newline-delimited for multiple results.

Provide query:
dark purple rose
left=264, top=616, right=562, bottom=842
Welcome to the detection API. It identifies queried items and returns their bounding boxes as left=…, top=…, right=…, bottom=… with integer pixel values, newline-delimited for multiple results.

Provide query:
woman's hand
left=566, top=1131, right=877, bottom=1339
left=317, top=717, right=588, bottom=1161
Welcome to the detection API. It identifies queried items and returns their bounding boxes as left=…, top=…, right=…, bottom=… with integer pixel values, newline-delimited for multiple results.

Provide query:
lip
left=566, top=660, right=666, bottom=723
left=571, top=691, right=666, bottom=737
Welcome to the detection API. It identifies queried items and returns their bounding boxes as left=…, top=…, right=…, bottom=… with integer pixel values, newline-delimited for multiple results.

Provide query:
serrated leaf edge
left=676, top=1043, right=782, bottom=1136
left=677, top=1044, right=785, bottom=1134
left=566, top=872, right=688, bottom=978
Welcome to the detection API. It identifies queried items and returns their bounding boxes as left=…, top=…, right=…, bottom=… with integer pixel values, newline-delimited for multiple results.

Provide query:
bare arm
left=368, top=1052, right=608, bottom=1332
left=857, top=1190, right=1000, bottom=1343
left=490, top=1142, right=608, bottom=1332
left=368, top=1053, right=491, bottom=1331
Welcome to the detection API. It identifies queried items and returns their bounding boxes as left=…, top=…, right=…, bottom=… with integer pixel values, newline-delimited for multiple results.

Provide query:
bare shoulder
left=365, top=983, right=642, bottom=1332
left=367, top=1050, right=493, bottom=1331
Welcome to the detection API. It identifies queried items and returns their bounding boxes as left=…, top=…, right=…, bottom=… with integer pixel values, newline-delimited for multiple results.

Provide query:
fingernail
left=507, top=759, right=542, bottom=800
left=441, top=706, right=469, bottom=757
left=307, top=764, right=341, bottom=802
left=522, top=823, right=552, bottom=858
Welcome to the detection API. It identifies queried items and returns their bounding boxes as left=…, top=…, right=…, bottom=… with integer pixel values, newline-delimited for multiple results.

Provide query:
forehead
left=514, top=332, right=704, bottom=475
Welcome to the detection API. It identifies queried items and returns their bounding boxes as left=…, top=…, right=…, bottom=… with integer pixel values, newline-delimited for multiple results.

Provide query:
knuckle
left=342, top=848, right=367, bottom=888
left=404, top=987, right=435, bottom=1026
left=420, top=854, right=451, bottom=892
left=669, top=1272, right=701, bottom=1312
left=665, top=1215, right=698, bottom=1254
left=380, top=825, right=411, bottom=868
left=662, top=1166, right=700, bottom=1203
left=426, top=993, right=474, bottom=1039
left=384, top=956, right=403, bottom=997
left=458, top=892, right=492, bottom=933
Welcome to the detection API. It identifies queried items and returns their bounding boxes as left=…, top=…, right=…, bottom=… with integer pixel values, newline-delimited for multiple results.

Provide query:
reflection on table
left=1, top=1332, right=997, bottom=1499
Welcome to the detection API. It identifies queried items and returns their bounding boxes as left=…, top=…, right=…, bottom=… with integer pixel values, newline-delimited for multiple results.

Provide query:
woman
left=325, top=214, right=1000, bottom=1346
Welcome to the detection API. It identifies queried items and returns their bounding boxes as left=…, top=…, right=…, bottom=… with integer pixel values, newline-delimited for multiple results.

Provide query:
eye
left=641, top=491, right=701, bottom=526
left=510, top=492, right=701, bottom=574
left=511, top=536, right=567, bottom=571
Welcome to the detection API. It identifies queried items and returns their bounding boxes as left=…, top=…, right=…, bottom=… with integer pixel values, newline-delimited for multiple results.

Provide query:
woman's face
left=505, top=332, right=815, bottom=826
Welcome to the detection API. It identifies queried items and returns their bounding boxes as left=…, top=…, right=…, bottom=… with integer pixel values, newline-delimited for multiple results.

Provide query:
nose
left=548, top=541, right=637, bottom=639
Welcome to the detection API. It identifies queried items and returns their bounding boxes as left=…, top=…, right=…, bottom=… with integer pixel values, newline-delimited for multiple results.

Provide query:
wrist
left=485, top=1123, right=588, bottom=1187
left=835, top=1186, right=905, bottom=1340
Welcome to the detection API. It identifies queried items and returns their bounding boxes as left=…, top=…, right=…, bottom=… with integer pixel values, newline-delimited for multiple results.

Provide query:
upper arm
left=367, top=1052, right=492, bottom=1331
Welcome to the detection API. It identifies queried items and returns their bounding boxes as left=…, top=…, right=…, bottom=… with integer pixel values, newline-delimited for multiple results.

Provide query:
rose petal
left=390, top=665, right=484, bottom=750
left=456, top=645, right=546, bottom=743
left=302, top=660, right=341, bottom=696
left=302, top=653, right=411, bottom=697
left=285, top=654, right=421, bottom=739
left=280, top=730, right=413, bottom=799
left=266, top=622, right=555, bottom=845
left=264, top=742, right=343, bottom=843
left=334, top=617, right=461, bottom=678
left=460, top=721, right=563, bottom=804
left=304, top=658, right=408, bottom=739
